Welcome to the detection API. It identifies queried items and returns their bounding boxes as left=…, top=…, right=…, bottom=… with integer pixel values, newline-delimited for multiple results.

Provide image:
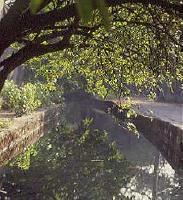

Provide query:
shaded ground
left=63, top=96, right=183, bottom=200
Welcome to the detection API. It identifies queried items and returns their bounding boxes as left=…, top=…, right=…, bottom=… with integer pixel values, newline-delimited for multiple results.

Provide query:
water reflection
left=0, top=121, right=132, bottom=200
left=0, top=96, right=183, bottom=200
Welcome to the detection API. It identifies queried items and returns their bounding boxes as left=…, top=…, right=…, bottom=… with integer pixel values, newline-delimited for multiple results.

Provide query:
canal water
left=0, top=97, right=182, bottom=200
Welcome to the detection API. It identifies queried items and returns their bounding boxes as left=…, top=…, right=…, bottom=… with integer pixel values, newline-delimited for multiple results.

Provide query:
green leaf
left=30, top=0, right=44, bottom=14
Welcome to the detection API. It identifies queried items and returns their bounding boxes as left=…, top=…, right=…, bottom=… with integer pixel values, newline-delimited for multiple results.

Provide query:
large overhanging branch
left=0, top=21, right=98, bottom=90
left=0, top=0, right=182, bottom=48
left=1, top=0, right=183, bottom=49
left=0, top=34, right=72, bottom=89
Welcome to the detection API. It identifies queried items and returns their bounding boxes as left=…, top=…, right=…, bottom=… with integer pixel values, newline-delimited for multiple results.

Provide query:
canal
left=0, top=95, right=182, bottom=200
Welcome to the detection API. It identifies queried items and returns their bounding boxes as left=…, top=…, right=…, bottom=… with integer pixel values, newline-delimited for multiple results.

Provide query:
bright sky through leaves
left=0, top=0, right=4, bottom=11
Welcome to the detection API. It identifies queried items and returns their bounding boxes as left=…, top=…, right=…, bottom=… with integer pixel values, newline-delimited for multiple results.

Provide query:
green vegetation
left=1, top=2, right=183, bottom=198
left=1, top=81, right=21, bottom=111
left=7, top=120, right=132, bottom=199
left=0, top=1, right=182, bottom=144
left=0, top=0, right=182, bottom=101
left=0, top=80, right=63, bottom=116
left=1, top=0, right=183, bottom=93
left=26, top=1, right=183, bottom=100
left=9, top=145, right=38, bottom=170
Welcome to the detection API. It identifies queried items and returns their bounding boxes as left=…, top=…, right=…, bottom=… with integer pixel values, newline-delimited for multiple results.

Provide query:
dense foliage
left=6, top=120, right=132, bottom=199
left=0, top=80, right=63, bottom=116
left=0, top=0, right=183, bottom=92
left=19, top=0, right=182, bottom=100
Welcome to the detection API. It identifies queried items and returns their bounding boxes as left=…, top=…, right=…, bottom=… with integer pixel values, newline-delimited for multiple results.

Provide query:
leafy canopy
left=0, top=0, right=183, bottom=93
left=27, top=1, right=183, bottom=99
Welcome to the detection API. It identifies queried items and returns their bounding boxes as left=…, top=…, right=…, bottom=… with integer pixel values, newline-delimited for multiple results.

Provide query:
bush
left=34, top=83, right=64, bottom=106
left=1, top=81, right=42, bottom=116
left=15, top=83, right=41, bottom=116
left=0, top=119, right=11, bottom=131
left=34, top=83, right=52, bottom=106
left=1, top=81, right=63, bottom=116
left=1, top=80, right=21, bottom=110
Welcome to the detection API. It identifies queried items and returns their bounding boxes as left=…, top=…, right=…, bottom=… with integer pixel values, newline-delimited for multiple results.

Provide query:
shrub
left=34, top=83, right=52, bottom=106
left=0, top=119, right=11, bottom=131
left=15, top=83, right=41, bottom=116
left=1, top=81, right=63, bottom=116
left=34, top=83, right=64, bottom=106
left=1, top=80, right=21, bottom=110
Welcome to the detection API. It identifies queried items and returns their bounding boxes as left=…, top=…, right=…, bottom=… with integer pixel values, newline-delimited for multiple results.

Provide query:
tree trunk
left=0, top=72, right=7, bottom=92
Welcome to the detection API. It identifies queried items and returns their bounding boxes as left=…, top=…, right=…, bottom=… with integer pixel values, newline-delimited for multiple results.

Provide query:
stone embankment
left=0, top=105, right=61, bottom=166
left=114, top=100, right=183, bottom=169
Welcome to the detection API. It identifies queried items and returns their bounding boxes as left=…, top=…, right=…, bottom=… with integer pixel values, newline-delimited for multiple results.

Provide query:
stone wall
left=66, top=92, right=183, bottom=170
left=65, top=92, right=183, bottom=169
left=0, top=105, right=62, bottom=166
left=133, top=115, right=183, bottom=169
left=111, top=104, right=183, bottom=170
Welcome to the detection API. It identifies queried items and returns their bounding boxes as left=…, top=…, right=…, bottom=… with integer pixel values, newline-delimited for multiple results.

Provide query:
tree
left=0, top=0, right=183, bottom=91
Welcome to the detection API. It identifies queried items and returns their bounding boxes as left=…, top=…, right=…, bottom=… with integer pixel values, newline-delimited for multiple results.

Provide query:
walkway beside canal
left=131, top=100, right=183, bottom=130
